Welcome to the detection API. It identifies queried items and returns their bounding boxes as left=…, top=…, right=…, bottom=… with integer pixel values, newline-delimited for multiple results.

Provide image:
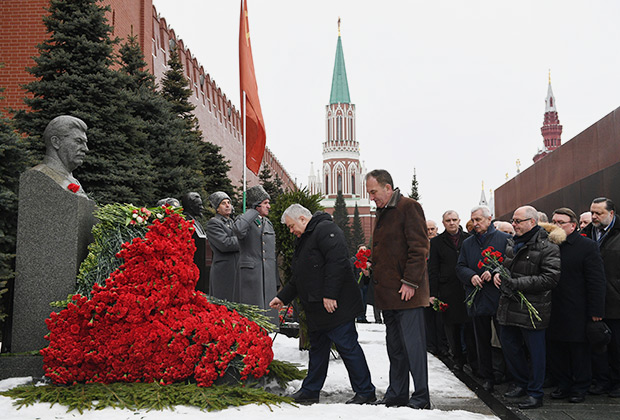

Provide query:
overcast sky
left=153, top=0, right=620, bottom=227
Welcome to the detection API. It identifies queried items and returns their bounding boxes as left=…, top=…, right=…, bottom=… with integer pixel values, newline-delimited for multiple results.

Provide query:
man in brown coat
left=366, top=169, right=431, bottom=409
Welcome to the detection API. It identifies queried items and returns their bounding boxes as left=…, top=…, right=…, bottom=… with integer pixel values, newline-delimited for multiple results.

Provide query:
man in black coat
left=269, top=204, right=376, bottom=405
left=493, top=206, right=562, bottom=409
left=582, top=197, right=620, bottom=396
left=429, top=210, right=476, bottom=372
left=548, top=208, right=606, bottom=403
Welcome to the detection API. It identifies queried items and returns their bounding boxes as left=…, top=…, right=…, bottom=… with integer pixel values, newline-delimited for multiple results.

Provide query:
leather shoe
left=504, top=385, right=526, bottom=398
left=518, top=396, right=543, bottom=409
left=482, top=380, right=494, bottom=392
left=406, top=401, right=431, bottom=409
left=345, top=393, right=377, bottom=404
left=370, top=397, right=407, bottom=407
left=289, top=389, right=319, bottom=404
left=589, top=383, right=610, bottom=395
left=550, top=388, right=570, bottom=399
left=569, top=394, right=585, bottom=403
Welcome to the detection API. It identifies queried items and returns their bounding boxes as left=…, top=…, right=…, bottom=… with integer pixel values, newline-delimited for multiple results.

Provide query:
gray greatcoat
left=206, top=213, right=239, bottom=301
left=232, top=208, right=278, bottom=325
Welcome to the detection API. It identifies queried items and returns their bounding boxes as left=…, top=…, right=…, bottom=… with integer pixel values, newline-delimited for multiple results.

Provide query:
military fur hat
left=208, top=191, right=231, bottom=209
left=246, top=185, right=270, bottom=208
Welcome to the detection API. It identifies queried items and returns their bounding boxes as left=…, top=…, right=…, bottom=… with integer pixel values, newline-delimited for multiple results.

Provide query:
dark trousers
left=302, top=320, right=375, bottom=397
left=383, top=307, right=430, bottom=408
left=444, top=321, right=477, bottom=368
left=472, top=315, right=498, bottom=381
left=425, top=306, right=448, bottom=354
left=357, top=284, right=369, bottom=321
left=592, top=318, right=620, bottom=390
left=549, top=339, right=591, bottom=395
left=500, top=325, right=546, bottom=399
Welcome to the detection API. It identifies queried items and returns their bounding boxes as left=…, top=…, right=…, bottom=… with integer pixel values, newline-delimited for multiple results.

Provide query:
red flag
left=239, top=0, right=266, bottom=175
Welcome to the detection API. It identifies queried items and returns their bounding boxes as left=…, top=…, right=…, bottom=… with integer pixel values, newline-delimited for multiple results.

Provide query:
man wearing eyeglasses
left=493, top=205, right=561, bottom=409
left=547, top=208, right=605, bottom=403
left=581, top=197, right=620, bottom=397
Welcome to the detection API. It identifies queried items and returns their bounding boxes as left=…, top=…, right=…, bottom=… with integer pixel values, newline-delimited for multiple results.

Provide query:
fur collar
left=539, top=222, right=567, bottom=245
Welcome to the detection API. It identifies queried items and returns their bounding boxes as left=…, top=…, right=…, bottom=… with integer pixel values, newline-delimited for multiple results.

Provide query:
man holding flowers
left=456, top=205, right=510, bottom=393
left=493, top=205, right=562, bottom=409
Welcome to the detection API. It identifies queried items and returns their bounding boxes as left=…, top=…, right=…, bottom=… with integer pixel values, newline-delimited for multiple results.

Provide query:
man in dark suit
left=548, top=208, right=606, bottom=403
left=429, top=210, right=476, bottom=372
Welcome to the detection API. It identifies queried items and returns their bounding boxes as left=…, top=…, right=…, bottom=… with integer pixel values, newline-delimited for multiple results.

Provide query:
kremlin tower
left=308, top=20, right=374, bottom=239
left=533, top=73, right=563, bottom=163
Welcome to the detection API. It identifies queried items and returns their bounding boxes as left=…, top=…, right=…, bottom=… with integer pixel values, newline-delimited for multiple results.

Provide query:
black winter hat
left=587, top=320, right=612, bottom=354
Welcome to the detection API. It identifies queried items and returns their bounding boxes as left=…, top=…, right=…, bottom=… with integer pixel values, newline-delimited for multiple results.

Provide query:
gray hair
left=470, top=205, right=491, bottom=218
left=442, top=210, right=459, bottom=220
left=281, top=203, right=312, bottom=224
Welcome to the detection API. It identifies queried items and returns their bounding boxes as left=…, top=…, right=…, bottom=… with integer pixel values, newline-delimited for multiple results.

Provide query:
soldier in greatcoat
left=232, top=185, right=278, bottom=325
left=206, top=191, right=239, bottom=301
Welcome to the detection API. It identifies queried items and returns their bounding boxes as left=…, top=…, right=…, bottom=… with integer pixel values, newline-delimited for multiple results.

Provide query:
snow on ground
left=1, top=311, right=498, bottom=420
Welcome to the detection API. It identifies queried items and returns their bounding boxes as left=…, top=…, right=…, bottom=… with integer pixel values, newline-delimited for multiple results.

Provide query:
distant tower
left=533, top=71, right=563, bottom=163
left=308, top=19, right=373, bottom=238
left=479, top=181, right=488, bottom=206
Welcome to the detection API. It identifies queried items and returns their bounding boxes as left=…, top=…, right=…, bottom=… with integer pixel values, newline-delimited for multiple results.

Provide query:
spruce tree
left=159, top=44, right=235, bottom=206
left=13, top=0, right=154, bottom=205
left=119, top=35, right=206, bottom=204
left=350, top=203, right=365, bottom=254
left=409, top=168, right=421, bottom=201
left=332, top=190, right=351, bottom=251
left=259, top=165, right=284, bottom=205
left=0, top=90, right=31, bottom=333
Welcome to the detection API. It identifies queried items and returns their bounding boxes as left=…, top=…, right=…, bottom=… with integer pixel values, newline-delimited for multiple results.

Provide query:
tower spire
left=329, top=18, right=350, bottom=104
left=534, top=70, right=563, bottom=163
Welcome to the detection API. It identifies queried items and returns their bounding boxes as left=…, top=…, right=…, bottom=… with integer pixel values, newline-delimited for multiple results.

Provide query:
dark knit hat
left=208, top=191, right=231, bottom=209
left=246, top=185, right=270, bottom=208
left=587, top=320, right=612, bottom=354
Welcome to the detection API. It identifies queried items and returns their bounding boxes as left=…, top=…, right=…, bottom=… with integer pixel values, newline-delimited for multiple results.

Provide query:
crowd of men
left=197, top=167, right=618, bottom=411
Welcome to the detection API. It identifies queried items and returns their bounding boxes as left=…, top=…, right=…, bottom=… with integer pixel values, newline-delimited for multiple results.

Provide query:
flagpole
left=243, top=90, right=247, bottom=213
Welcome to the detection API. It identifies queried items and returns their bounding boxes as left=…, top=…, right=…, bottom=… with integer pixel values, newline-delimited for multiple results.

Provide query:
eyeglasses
left=510, top=218, right=532, bottom=225
left=552, top=220, right=572, bottom=226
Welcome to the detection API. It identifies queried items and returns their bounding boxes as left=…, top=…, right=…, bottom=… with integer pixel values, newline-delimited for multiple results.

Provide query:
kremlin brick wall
left=495, top=106, right=620, bottom=220
left=0, top=0, right=295, bottom=192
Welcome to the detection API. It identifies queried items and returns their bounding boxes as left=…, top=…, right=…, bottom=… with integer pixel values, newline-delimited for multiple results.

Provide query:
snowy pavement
left=1, top=317, right=498, bottom=420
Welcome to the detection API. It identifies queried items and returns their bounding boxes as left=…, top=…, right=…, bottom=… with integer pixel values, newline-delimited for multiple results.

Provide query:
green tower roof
left=329, top=35, right=350, bottom=104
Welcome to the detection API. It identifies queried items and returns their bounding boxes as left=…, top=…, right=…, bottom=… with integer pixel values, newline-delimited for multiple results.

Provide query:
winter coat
left=582, top=216, right=620, bottom=319
left=496, top=223, right=562, bottom=330
left=277, top=212, right=364, bottom=331
left=206, top=213, right=239, bottom=302
left=371, top=189, right=430, bottom=311
left=548, top=229, right=606, bottom=342
left=456, top=224, right=511, bottom=317
left=429, top=229, right=470, bottom=325
left=232, top=208, right=278, bottom=325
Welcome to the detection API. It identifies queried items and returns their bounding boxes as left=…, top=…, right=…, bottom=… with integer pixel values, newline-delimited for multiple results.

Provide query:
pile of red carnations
left=41, top=212, right=273, bottom=387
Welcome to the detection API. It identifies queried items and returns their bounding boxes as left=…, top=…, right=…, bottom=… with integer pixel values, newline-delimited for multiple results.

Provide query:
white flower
left=157, top=213, right=164, bottom=219
left=132, top=213, right=138, bottom=219
left=136, top=216, right=144, bottom=224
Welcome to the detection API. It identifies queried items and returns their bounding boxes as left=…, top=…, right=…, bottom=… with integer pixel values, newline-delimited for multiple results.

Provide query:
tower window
left=337, top=174, right=343, bottom=193
left=351, top=174, right=355, bottom=195
left=325, top=175, right=329, bottom=194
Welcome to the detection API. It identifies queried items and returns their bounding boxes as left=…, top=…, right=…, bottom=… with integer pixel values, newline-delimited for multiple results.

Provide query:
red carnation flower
left=67, top=183, right=80, bottom=193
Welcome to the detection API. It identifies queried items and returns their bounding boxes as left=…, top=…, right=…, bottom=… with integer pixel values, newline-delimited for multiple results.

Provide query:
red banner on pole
left=239, top=0, right=266, bottom=175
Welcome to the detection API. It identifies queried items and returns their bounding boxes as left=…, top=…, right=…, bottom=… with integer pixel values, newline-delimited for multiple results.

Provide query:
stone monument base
left=0, top=354, right=44, bottom=380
